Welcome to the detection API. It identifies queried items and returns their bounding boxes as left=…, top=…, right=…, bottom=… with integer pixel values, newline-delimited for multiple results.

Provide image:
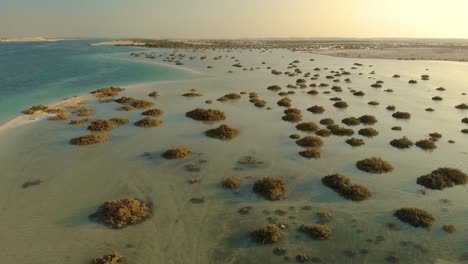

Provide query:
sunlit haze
left=2, top=0, right=468, bottom=39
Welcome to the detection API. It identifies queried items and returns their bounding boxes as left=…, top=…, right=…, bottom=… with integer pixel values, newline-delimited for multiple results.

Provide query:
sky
left=1, top=0, right=468, bottom=39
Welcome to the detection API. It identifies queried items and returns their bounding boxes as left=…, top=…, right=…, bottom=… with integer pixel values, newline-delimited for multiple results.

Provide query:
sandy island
left=90, top=40, right=146, bottom=46
left=0, top=37, right=72, bottom=43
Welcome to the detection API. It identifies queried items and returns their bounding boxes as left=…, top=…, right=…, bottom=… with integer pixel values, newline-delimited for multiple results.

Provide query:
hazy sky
left=2, top=0, right=468, bottom=39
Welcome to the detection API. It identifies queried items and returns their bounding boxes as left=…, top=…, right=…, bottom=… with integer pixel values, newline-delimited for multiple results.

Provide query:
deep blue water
left=0, top=39, right=191, bottom=124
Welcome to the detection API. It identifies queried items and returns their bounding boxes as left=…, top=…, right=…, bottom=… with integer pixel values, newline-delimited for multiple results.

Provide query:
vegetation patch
left=296, top=122, right=319, bottom=132
left=182, top=92, right=202, bottom=97
left=307, top=105, right=325, bottom=114
left=89, top=197, right=152, bottom=229
left=88, top=120, right=116, bottom=131
left=394, top=207, right=434, bottom=228
left=134, top=117, right=162, bottom=128
left=161, top=147, right=192, bottom=159
left=390, top=137, right=413, bottom=149
left=327, top=124, right=354, bottom=136
left=267, top=85, right=282, bottom=91
left=358, top=128, right=379, bottom=138
left=296, top=136, right=323, bottom=148
left=315, top=129, right=332, bottom=137
left=115, top=96, right=154, bottom=108
left=342, top=117, right=361, bottom=126
left=217, top=93, right=241, bottom=102
left=253, top=176, right=286, bottom=201
left=48, top=112, right=70, bottom=121
left=346, top=138, right=365, bottom=147
left=250, top=225, right=282, bottom=244
left=299, top=224, right=332, bottom=240
left=205, top=124, right=240, bottom=139
left=70, top=133, right=108, bottom=145
left=91, top=86, right=125, bottom=98
left=277, top=97, right=292, bottom=107
left=186, top=108, right=226, bottom=121
left=356, top=157, right=394, bottom=173
left=320, top=118, right=334, bottom=125
left=415, top=139, right=437, bottom=150
left=333, top=101, right=348, bottom=108
left=92, top=253, right=124, bottom=264
left=321, top=174, right=372, bottom=201
left=142, top=108, right=164, bottom=117
left=69, top=118, right=93, bottom=125
left=74, top=106, right=94, bottom=117
left=222, top=176, right=241, bottom=189
left=455, top=103, right=468, bottom=110
left=359, top=115, right=378, bottom=125
left=392, top=111, right=411, bottom=119
left=299, top=148, right=321, bottom=159
left=417, top=168, right=467, bottom=190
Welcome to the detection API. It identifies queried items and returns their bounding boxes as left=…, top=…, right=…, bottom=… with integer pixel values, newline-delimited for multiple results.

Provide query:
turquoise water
left=0, top=39, right=193, bottom=124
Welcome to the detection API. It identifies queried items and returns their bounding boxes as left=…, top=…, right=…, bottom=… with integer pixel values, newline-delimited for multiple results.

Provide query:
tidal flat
left=0, top=45, right=467, bottom=264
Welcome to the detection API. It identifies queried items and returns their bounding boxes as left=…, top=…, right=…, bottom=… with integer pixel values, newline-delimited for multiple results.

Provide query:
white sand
left=0, top=37, right=67, bottom=43
left=90, top=40, right=146, bottom=46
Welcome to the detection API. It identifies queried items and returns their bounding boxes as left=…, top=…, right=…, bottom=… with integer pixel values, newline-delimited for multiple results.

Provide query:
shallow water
left=0, top=45, right=467, bottom=264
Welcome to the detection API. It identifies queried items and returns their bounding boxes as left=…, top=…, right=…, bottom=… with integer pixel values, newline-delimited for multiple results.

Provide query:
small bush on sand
left=70, top=133, right=108, bottom=145
left=253, top=176, right=286, bottom=201
left=356, top=157, right=394, bottom=173
left=455, top=103, right=468, bottom=110
left=296, top=122, right=319, bottom=132
left=390, top=137, right=413, bottom=149
left=91, top=86, right=125, bottom=98
left=394, top=207, right=434, bottom=228
left=109, top=117, right=130, bottom=125
left=267, top=85, right=282, bottom=91
left=205, top=124, right=240, bottom=139
left=277, top=97, right=292, bottom=107
left=333, top=101, right=348, bottom=108
left=116, top=106, right=134, bottom=111
left=217, top=93, right=241, bottom=102
left=299, top=148, right=321, bottom=159
left=92, top=253, right=124, bottom=264
left=417, top=168, right=467, bottom=190
left=290, top=134, right=301, bottom=139
left=222, top=176, right=241, bottom=189
left=307, top=105, right=325, bottom=114
left=284, top=108, right=301, bottom=115
left=89, top=197, right=152, bottom=229
left=327, top=124, right=354, bottom=136
left=346, top=138, right=365, bottom=147
left=320, top=118, right=334, bottom=125
left=134, top=117, right=162, bottom=128
left=74, top=106, right=94, bottom=117
left=386, top=105, right=396, bottom=111
left=415, top=139, right=437, bottom=150
left=358, top=128, right=379, bottom=138
left=342, top=117, right=361, bottom=126
left=69, top=118, right=93, bottom=125
left=462, top=129, right=468, bottom=134
left=162, top=147, right=192, bottom=159
left=462, top=118, right=468, bottom=124
left=142, top=108, right=164, bottom=117
left=48, top=112, right=70, bottom=121
left=115, top=96, right=154, bottom=108
left=316, top=129, right=332, bottom=137
left=322, top=174, right=372, bottom=201
left=296, top=136, right=323, bottom=148
left=251, top=225, right=282, bottom=244
left=148, top=91, right=159, bottom=98
left=182, top=92, right=202, bottom=97
left=88, top=120, right=116, bottom=131
left=442, top=224, right=456, bottom=234
left=359, top=115, right=378, bottom=125
left=186, top=108, right=226, bottom=121
left=299, top=224, right=332, bottom=240
left=392, top=111, right=411, bottom=119
left=282, top=113, right=302, bottom=122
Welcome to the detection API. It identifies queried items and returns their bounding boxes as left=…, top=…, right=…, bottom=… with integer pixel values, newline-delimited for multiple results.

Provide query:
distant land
left=0, top=37, right=79, bottom=43
left=91, top=38, right=468, bottom=62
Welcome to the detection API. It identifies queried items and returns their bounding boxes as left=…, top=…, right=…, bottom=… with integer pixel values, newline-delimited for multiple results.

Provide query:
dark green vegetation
left=390, top=137, right=413, bottom=149
left=417, top=168, right=467, bottom=190
left=253, top=176, right=286, bottom=201
left=186, top=108, right=226, bottom=121
left=92, top=253, right=124, bottom=264
left=394, top=208, right=435, bottom=228
left=70, top=133, right=109, bottom=145
left=250, top=225, right=282, bottom=244
left=142, top=108, right=164, bottom=117
left=89, top=197, right=152, bottom=229
left=299, top=224, right=332, bottom=240
left=161, top=147, right=192, bottom=159
left=205, top=124, right=240, bottom=139
left=356, top=157, right=394, bottom=173
left=134, top=117, right=162, bottom=127
left=322, top=174, right=372, bottom=201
